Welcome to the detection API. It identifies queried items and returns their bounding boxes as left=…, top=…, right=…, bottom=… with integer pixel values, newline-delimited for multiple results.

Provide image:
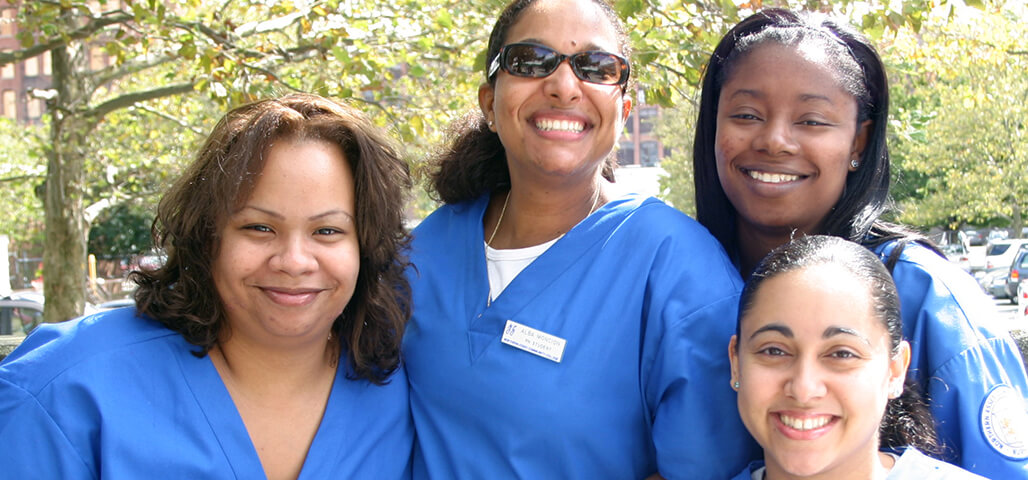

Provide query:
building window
left=2, top=90, right=16, bottom=119
left=640, top=141, right=660, bottom=166
left=617, top=140, right=635, bottom=166
left=24, top=56, right=38, bottom=77
left=89, top=46, right=106, bottom=71
left=26, top=98, right=41, bottom=119
left=42, top=53, right=52, bottom=75
left=623, top=113, right=635, bottom=135
left=1, top=9, right=15, bottom=37
left=1, top=51, right=13, bottom=79
left=638, top=107, right=658, bottom=134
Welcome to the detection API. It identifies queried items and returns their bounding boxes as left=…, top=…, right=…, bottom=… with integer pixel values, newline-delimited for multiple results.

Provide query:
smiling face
left=211, top=138, right=360, bottom=349
left=479, top=0, right=631, bottom=188
left=729, top=263, right=908, bottom=480
left=715, top=42, right=869, bottom=239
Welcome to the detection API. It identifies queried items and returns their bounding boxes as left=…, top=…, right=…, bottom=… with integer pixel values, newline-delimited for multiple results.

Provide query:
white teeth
left=748, top=170, right=801, bottom=184
left=536, top=118, right=585, bottom=133
left=780, top=414, right=831, bottom=431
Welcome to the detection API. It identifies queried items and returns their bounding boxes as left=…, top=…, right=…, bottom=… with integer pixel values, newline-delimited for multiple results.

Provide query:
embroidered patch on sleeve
left=980, top=384, right=1028, bottom=459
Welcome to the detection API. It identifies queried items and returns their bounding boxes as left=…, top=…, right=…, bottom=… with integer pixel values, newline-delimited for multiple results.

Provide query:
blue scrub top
left=404, top=193, right=760, bottom=479
left=0, top=307, right=413, bottom=479
left=874, top=241, right=1028, bottom=478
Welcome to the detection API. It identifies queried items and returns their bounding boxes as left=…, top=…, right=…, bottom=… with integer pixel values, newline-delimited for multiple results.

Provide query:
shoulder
left=872, top=240, right=994, bottom=319
left=608, top=194, right=731, bottom=253
left=0, top=308, right=180, bottom=394
left=889, top=448, right=988, bottom=479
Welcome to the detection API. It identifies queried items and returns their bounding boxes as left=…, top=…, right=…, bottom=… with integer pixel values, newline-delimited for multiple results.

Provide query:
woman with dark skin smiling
left=0, top=94, right=414, bottom=479
left=693, top=9, right=1028, bottom=478
left=402, top=0, right=757, bottom=478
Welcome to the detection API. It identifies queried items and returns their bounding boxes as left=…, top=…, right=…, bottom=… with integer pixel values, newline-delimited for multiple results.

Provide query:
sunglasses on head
left=487, top=42, right=630, bottom=87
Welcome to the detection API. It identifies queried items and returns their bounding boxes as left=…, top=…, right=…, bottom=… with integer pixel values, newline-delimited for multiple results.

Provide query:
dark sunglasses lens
left=572, top=52, right=625, bottom=84
left=505, top=44, right=559, bottom=77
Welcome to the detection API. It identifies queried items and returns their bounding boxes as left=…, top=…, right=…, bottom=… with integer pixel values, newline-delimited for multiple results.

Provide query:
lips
left=774, top=412, right=837, bottom=440
left=261, top=287, right=322, bottom=307
left=744, top=168, right=804, bottom=184
left=535, top=118, right=586, bottom=133
left=779, top=413, right=833, bottom=431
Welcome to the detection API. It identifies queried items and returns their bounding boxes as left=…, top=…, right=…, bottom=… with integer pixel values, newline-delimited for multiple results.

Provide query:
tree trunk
left=42, top=41, right=90, bottom=323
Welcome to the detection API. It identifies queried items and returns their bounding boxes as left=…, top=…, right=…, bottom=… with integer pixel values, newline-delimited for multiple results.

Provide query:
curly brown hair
left=132, top=93, right=412, bottom=384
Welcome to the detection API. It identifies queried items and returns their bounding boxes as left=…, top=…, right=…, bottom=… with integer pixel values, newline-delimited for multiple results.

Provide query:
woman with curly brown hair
left=0, top=93, right=414, bottom=479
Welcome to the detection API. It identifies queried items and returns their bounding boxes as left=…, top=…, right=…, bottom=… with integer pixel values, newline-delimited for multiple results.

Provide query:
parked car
left=0, top=291, right=44, bottom=336
left=1019, top=280, right=1028, bottom=320
left=980, top=267, right=1011, bottom=299
left=983, top=239, right=1028, bottom=271
left=0, top=292, right=101, bottom=336
left=942, top=243, right=972, bottom=272
left=963, top=229, right=986, bottom=246
left=1003, top=245, right=1028, bottom=303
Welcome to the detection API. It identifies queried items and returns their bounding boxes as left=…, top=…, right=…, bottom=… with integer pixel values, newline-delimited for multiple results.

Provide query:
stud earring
left=732, top=381, right=740, bottom=390
left=850, top=159, right=860, bottom=169
left=487, top=120, right=494, bottom=128
left=889, top=385, right=902, bottom=399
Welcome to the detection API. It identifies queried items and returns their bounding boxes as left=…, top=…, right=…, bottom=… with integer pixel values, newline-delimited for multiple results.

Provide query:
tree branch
left=0, top=11, right=134, bottom=66
left=133, top=104, right=207, bottom=135
left=89, top=82, right=195, bottom=119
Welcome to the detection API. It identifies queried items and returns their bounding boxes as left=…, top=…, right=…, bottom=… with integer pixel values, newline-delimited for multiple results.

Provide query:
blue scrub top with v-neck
left=404, top=193, right=759, bottom=480
left=0, top=307, right=413, bottom=479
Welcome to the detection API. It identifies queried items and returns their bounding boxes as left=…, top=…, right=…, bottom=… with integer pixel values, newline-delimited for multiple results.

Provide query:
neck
left=737, top=228, right=792, bottom=277
left=485, top=179, right=607, bottom=249
left=211, top=334, right=338, bottom=396
left=762, top=448, right=893, bottom=480
left=736, top=220, right=826, bottom=276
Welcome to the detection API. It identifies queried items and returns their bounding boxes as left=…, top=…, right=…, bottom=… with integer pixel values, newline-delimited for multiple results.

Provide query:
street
left=992, top=296, right=1026, bottom=334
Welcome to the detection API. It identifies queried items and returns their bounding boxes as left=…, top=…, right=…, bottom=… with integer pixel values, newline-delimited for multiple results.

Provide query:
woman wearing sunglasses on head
left=693, top=9, right=1028, bottom=478
left=402, top=0, right=758, bottom=478
left=729, top=235, right=986, bottom=480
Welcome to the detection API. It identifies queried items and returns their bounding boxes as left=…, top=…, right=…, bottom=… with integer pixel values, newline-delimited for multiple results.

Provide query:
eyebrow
left=749, top=323, right=792, bottom=340
left=748, top=323, right=872, bottom=346
left=823, top=326, right=872, bottom=346
left=518, top=37, right=606, bottom=52
left=727, top=89, right=835, bottom=105
left=240, top=205, right=355, bottom=223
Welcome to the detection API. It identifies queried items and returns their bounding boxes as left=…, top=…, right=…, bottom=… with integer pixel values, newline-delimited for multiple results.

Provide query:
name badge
left=501, top=320, right=566, bottom=363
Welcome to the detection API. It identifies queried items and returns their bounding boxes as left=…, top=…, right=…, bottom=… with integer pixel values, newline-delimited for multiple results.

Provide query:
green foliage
left=654, top=100, right=698, bottom=215
left=0, top=0, right=1000, bottom=319
left=87, top=202, right=153, bottom=259
left=0, top=119, right=46, bottom=250
left=883, top=1, right=1028, bottom=235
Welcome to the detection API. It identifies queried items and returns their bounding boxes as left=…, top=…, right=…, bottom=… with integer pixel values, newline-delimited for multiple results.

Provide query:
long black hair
left=693, top=9, right=935, bottom=268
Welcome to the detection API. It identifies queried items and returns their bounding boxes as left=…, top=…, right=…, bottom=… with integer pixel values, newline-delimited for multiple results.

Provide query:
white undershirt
left=485, top=236, right=562, bottom=302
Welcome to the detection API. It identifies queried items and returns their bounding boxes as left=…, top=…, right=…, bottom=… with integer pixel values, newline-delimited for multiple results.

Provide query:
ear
left=887, top=340, right=911, bottom=397
left=849, top=119, right=872, bottom=169
left=479, top=83, right=496, bottom=131
left=728, top=335, right=740, bottom=387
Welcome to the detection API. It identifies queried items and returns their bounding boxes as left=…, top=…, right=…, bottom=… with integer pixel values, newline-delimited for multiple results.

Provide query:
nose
left=785, top=357, right=827, bottom=403
left=542, top=60, right=582, bottom=104
left=270, top=235, right=318, bottom=276
left=754, top=117, right=798, bottom=156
